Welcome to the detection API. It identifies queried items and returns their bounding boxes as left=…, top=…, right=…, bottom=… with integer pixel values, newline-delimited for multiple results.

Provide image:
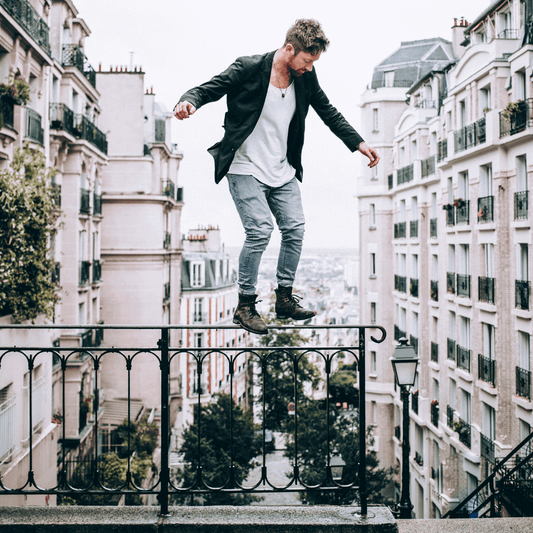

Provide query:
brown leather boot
left=233, top=294, right=268, bottom=335
left=275, top=286, right=316, bottom=321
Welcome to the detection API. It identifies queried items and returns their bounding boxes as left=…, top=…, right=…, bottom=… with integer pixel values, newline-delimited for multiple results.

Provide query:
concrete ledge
left=398, top=518, right=533, bottom=533
left=0, top=506, right=397, bottom=533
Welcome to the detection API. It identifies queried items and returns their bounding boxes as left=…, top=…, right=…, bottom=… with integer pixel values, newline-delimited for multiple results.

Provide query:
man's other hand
left=174, top=101, right=196, bottom=120
left=358, top=142, right=380, bottom=168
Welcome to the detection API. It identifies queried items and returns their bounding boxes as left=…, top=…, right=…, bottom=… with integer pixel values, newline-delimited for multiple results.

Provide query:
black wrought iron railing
left=0, top=94, right=14, bottom=129
left=49, top=103, right=77, bottom=137
left=394, top=325, right=406, bottom=342
left=93, top=193, right=102, bottom=216
left=410, top=278, right=419, bottom=298
left=163, top=179, right=175, bottom=200
left=515, top=191, right=528, bottom=220
left=456, top=417, right=471, bottom=448
left=478, top=355, right=496, bottom=387
left=62, top=45, right=96, bottom=88
left=431, top=342, right=439, bottom=363
left=431, top=280, right=438, bottom=302
left=516, top=366, right=531, bottom=400
left=515, top=280, right=530, bottom=310
left=455, top=200, right=470, bottom=225
left=430, top=217, right=437, bottom=238
left=415, top=99, right=436, bottom=109
left=79, top=261, right=91, bottom=286
left=457, top=274, right=471, bottom=298
left=479, top=276, right=495, bottom=304
left=410, top=219, right=418, bottom=238
left=447, top=272, right=456, bottom=295
left=447, top=338, right=456, bottom=362
left=410, top=335, right=418, bottom=355
left=414, top=451, right=424, bottom=466
left=431, top=402, right=439, bottom=428
left=446, top=405, right=455, bottom=429
left=500, top=99, right=533, bottom=137
left=75, top=114, right=108, bottom=154
left=80, top=188, right=90, bottom=215
left=92, top=260, right=102, bottom=284
left=437, top=139, right=447, bottom=162
left=478, top=196, right=494, bottom=223
left=457, top=345, right=471, bottom=373
left=421, top=155, right=436, bottom=177
left=397, top=164, right=413, bottom=185
left=481, top=433, right=495, bottom=463
left=454, top=118, right=486, bottom=153
left=445, top=205, right=455, bottom=226
left=0, top=323, right=386, bottom=516
left=25, top=108, right=43, bottom=144
left=0, top=0, right=51, bottom=55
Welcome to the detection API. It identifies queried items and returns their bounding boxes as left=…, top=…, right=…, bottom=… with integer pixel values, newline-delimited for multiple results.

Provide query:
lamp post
left=390, top=338, right=419, bottom=519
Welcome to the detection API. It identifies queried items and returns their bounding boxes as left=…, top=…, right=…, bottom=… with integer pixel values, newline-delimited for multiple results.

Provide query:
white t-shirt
left=228, top=81, right=296, bottom=187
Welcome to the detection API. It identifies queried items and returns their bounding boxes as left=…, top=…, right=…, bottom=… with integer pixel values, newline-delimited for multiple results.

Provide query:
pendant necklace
left=273, top=59, right=289, bottom=99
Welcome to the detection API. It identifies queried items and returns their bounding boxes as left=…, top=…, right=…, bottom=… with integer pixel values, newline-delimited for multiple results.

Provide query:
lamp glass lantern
left=330, top=456, right=346, bottom=482
left=390, top=338, right=419, bottom=387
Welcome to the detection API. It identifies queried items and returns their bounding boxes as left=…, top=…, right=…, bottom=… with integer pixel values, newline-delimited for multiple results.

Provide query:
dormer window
left=191, top=261, right=204, bottom=287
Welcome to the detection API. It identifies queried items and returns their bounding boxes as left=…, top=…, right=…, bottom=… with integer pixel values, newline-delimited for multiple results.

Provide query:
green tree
left=0, top=145, right=59, bottom=321
left=113, top=414, right=159, bottom=458
left=173, top=393, right=260, bottom=505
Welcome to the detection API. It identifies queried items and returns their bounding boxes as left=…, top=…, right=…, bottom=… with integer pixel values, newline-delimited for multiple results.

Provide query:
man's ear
left=285, top=43, right=297, bottom=56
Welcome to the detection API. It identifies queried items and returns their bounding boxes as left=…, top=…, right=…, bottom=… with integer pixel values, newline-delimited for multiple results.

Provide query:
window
left=459, top=100, right=466, bottom=128
left=483, top=244, right=494, bottom=277
left=78, top=302, right=86, bottom=325
left=194, top=332, right=203, bottom=348
left=431, top=192, right=437, bottom=217
left=516, top=69, right=526, bottom=101
left=371, top=351, right=377, bottom=373
left=384, top=70, right=395, bottom=87
left=194, top=298, right=203, bottom=323
left=459, top=316, right=471, bottom=349
left=92, top=232, right=98, bottom=261
left=411, top=139, right=417, bottom=162
left=482, top=403, right=496, bottom=440
left=370, top=253, right=376, bottom=276
left=411, top=196, right=418, bottom=220
left=517, top=155, right=528, bottom=192
left=448, top=245, right=455, bottom=272
left=517, top=244, right=529, bottom=281
left=432, top=255, right=438, bottom=281
left=483, top=323, right=495, bottom=360
left=479, top=85, right=491, bottom=113
left=369, top=203, right=376, bottom=227
left=459, top=244, right=470, bottom=275
left=191, top=262, right=205, bottom=287
left=449, top=378, right=457, bottom=409
left=412, top=254, right=418, bottom=278
left=372, top=108, right=379, bottom=131
left=0, top=384, right=15, bottom=464
left=480, top=164, right=493, bottom=197
left=458, top=171, right=469, bottom=200
left=449, top=311, right=456, bottom=340
left=460, top=389, right=472, bottom=423
left=447, top=177, right=454, bottom=204
left=519, top=331, right=530, bottom=371
left=79, top=230, right=87, bottom=261
left=370, top=302, right=376, bottom=324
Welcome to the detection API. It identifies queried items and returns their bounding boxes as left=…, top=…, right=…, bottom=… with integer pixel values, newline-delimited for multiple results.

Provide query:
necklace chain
left=273, top=58, right=289, bottom=99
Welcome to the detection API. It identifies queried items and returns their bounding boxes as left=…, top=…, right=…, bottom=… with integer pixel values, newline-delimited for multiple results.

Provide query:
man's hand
left=358, top=142, right=380, bottom=168
left=174, top=101, right=196, bottom=120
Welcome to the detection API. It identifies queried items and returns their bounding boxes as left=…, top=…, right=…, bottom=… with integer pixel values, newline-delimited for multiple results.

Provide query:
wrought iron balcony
left=394, top=221, right=406, bottom=239
left=516, top=366, right=531, bottom=400
left=478, top=355, right=495, bottom=386
left=437, top=139, right=447, bottom=162
left=455, top=200, right=470, bottom=225
left=478, top=276, right=495, bottom=304
left=454, top=118, right=486, bottom=153
left=497, top=28, right=520, bottom=39
left=49, top=103, right=77, bottom=137
left=0, top=323, right=384, bottom=514
left=0, top=94, right=14, bottom=129
left=92, top=260, right=102, bottom=284
left=410, top=219, right=418, bottom=238
left=394, top=325, right=406, bottom=342
left=79, top=261, right=91, bottom=286
left=447, top=272, right=455, bottom=295
left=447, top=405, right=455, bottom=429
left=431, top=342, right=439, bottom=363
left=500, top=99, right=533, bottom=137
left=75, top=114, right=108, bottom=154
left=430, top=280, right=438, bottom=302
left=480, top=433, right=495, bottom=463
left=430, top=217, right=437, bottom=238
left=445, top=205, right=455, bottom=226
left=431, top=402, right=439, bottom=428
left=457, top=345, right=471, bottom=373
left=62, top=45, right=96, bottom=88
left=415, top=99, right=436, bottom=109
left=515, top=279, right=530, bottom=310
left=410, top=278, right=419, bottom=298
left=397, top=164, right=413, bottom=185
left=447, top=338, right=456, bottom=362
left=0, top=0, right=51, bottom=55
left=457, top=274, right=471, bottom=298
left=421, top=155, right=436, bottom=177
left=455, top=417, right=471, bottom=448
left=163, top=179, right=175, bottom=199
left=80, top=188, right=90, bottom=215
left=93, top=193, right=102, bottom=216
left=411, top=390, right=419, bottom=415
left=477, top=196, right=494, bottom=223
left=163, top=232, right=171, bottom=250
left=394, top=275, right=407, bottom=293
left=515, top=190, right=528, bottom=220
left=25, top=108, right=43, bottom=144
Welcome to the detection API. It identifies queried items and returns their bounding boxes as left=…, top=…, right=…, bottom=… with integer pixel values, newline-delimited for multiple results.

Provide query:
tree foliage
left=0, top=145, right=59, bottom=322
left=329, top=368, right=359, bottom=406
left=173, top=394, right=261, bottom=505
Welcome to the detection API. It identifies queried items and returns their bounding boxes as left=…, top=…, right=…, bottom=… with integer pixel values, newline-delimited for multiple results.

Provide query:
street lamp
left=390, top=338, right=419, bottom=519
left=330, top=456, right=346, bottom=482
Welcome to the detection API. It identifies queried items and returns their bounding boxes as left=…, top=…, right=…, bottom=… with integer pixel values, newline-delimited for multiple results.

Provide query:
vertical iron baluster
left=159, top=328, right=170, bottom=515
left=229, top=355, right=235, bottom=486
left=292, top=350, right=299, bottom=483
left=93, top=355, right=100, bottom=489
left=358, top=328, right=367, bottom=517
left=325, top=356, right=332, bottom=484
left=27, top=355, right=34, bottom=488
left=261, top=357, right=267, bottom=484
left=125, top=354, right=132, bottom=491
left=60, top=353, right=67, bottom=487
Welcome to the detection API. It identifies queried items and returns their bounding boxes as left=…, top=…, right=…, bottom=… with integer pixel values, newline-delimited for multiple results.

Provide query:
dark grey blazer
left=178, top=50, right=364, bottom=184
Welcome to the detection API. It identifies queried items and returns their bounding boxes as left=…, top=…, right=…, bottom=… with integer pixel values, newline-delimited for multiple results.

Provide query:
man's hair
left=284, top=19, right=330, bottom=55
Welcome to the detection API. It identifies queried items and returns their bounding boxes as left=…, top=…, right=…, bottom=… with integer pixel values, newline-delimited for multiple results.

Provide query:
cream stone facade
left=358, top=0, right=533, bottom=519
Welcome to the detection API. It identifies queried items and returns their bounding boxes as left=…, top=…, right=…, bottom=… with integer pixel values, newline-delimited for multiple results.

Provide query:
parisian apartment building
left=358, top=0, right=533, bottom=519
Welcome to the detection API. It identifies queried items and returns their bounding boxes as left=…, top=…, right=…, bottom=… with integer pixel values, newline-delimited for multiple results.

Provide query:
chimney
left=451, top=17, right=467, bottom=60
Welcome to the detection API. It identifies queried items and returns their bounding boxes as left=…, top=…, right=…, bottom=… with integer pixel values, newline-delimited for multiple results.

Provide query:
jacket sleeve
left=177, top=56, right=253, bottom=111
left=309, top=71, right=364, bottom=152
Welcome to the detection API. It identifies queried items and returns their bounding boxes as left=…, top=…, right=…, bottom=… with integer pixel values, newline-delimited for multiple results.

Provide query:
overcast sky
left=76, top=0, right=489, bottom=250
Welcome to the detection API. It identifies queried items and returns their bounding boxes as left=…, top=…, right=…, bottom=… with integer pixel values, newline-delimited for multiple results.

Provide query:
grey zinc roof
left=379, top=44, right=435, bottom=66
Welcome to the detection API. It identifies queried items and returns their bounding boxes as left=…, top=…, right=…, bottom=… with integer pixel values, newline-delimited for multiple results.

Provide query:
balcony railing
left=454, top=118, right=486, bottom=153
left=445, top=205, right=455, bottom=226
left=0, top=0, right=51, bottom=55
left=447, top=272, right=456, bottom=294
left=394, top=325, right=406, bottom=342
left=457, top=274, right=471, bottom=298
left=497, top=28, right=520, bottom=39
left=163, top=179, right=175, bottom=199
left=447, top=405, right=455, bottom=429
left=410, top=278, right=419, bottom=298
left=515, top=190, right=528, bottom=220
left=62, top=45, right=96, bottom=88
left=431, top=342, right=439, bottom=363
left=394, top=275, right=407, bottom=293
left=93, top=193, right=102, bottom=216
left=49, top=103, right=77, bottom=137
left=478, top=355, right=495, bottom=387
left=421, top=155, right=436, bottom=177
left=76, top=114, right=108, bottom=154
left=394, top=221, right=406, bottom=239
left=516, top=279, right=530, bottom=310
left=430, top=280, right=438, bottom=302
left=477, top=196, right=494, bottom=223
left=0, top=323, right=385, bottom=515
left=430, top=218, right=437, bottom=238
left=455, top=200, right=470, bottom=225
left=500, top=99, right=533, bottom=137
left=431, top=402, right=439, bottom=427
left=437, top=139, right=447, bottom=162
left=516, top=366, right=531, bottom=400
left=0, top=94, right=14, bottom=129
left=478, top=276, right=495, bottom=304
left=415, top=99, right=436, bottom=109
left=92, top=260, right=102, bottom=284
left=25, top=108, right=43, bottom=144
left=79, top=261, right=91, bottom=286
left=447, top=338, right=456, bottom=362
left=80, top=188, right=90, bottom=215
left=410, top=219, right=418, bottom=238
left=456, top=417, right=472, bottom=448
left=397, top=164, right=413, bottom=185
left=480, top=433, right=495, bottom=463
left=457, top=345, right=471, bottom=373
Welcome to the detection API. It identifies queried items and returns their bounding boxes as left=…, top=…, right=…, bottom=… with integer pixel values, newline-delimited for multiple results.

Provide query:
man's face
left=287, top=48, right=321, bottom=77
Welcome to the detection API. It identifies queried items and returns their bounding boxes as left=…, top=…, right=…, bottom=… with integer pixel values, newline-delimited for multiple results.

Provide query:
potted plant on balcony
left=442, top=203, right=453, bottom=210
left=453, top=198, right=465, bottom=208
left=0, top=71, right=30, bottom=106
left=502, top=100, right=522, bottom=123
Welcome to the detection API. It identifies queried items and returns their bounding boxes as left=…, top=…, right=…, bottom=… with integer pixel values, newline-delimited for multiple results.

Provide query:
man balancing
left=174, top=19, right=379, bottom=335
